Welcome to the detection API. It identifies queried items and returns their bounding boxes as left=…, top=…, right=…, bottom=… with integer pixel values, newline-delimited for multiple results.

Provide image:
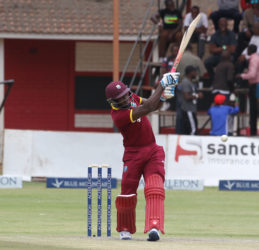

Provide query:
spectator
left=210, top=0, right=242, bottom=34
left=175, top=44, right=207, bottom=134
left=227, top=93, right=239, bottom=136
left=240, top=0, right=252, bottom=12
left=240, top=22, right=259, bottom=60
left=177, top=44, right=207, bottom=82
left=235, top=22, right=259, bottom=85
left=184, top=5, right=208, bottom=58
left=235, top=2, right=259, bottom=59
left=160, top=45, right=179, bottom=75
left=212, top=50, right=235, bottom=98
left=180, top=65, right=203, bottom=135
left=238, top=44, right=259, bottom=135
left=208, top=94, right=239, bottom=136
left=160, top=45, right=179, bottom=110
left=151, top=0, right=183, bottom=60
left=257, top=81, right=259, bottom=113
left=204, top=17, right=237, bottom=83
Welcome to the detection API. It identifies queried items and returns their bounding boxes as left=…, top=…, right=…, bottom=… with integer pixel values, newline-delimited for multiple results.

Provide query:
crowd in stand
left=151, top=0, right=259, bottom=136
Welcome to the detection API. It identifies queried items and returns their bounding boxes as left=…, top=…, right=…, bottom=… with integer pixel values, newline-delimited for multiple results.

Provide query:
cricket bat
left=170, top=13, right=201, bottom=72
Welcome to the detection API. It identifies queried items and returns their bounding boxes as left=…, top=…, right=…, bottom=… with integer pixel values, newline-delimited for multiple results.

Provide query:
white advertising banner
left=3, top=130, right=124, bottom=179
left=3, top=130, right=259, bottom=186
left=0, top=176, right=23, bottom=188
left=3, top=130, right=166, bottom=180
left=166, top=135, right=259, bottom=186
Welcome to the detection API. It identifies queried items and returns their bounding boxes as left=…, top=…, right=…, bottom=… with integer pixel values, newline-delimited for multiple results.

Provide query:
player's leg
left=116, top=194, right=137, bottom=240
left=116, top=150, right=143, bottom=239
left=143, top=144, right=165, bottom=241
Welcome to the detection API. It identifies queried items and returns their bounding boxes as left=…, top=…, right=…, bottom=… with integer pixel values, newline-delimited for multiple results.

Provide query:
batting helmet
left=105, top=81, right=131, bottom=109
left=105, top=81, right=130, bottom=100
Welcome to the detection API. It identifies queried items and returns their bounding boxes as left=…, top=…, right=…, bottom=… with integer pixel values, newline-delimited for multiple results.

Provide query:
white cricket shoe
left=147, top=228, right=160, bottom=241
left=120, top=231, right=132, bottom=240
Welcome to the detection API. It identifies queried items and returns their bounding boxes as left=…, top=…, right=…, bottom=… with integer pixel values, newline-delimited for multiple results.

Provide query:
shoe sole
left=120, top=237, right=132, bottom=240
left=147, top=231, right=160, bottom=241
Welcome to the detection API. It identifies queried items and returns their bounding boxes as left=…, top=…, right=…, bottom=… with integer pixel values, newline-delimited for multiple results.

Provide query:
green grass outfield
left=0, top=182, right=259, bottom=250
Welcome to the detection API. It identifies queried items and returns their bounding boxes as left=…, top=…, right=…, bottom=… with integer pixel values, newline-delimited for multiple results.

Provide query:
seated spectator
left=177, top=44, right=207, bottom=82
left=204, top=17, right=237, bottom=83
left=210, top=0, right=242, bottom=34
left=179, top=65, right=203, bottom=135
left=208, top=94, right=239, bottom=136
left=151, top=0, right=183, bottom=60
left=212, top=50, right=235, bottom=98
left=175, top=43, right=207, bottom=134
left=183, top=5, right=208, bottom=58
left=240, top=0, right=252, bottom=13
left=238, top=44, right=259, bottom=135
left=235, top=2, right=259, bottom=59
left=160, top=45, right=179, bottom=75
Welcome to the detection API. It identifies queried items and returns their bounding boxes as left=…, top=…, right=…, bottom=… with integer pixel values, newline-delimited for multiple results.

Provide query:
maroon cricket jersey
left=111, top=93, right=156, bottom=147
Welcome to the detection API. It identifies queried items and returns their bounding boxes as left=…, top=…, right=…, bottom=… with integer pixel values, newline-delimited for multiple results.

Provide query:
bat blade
left=171, top=13, right=201, bottom=72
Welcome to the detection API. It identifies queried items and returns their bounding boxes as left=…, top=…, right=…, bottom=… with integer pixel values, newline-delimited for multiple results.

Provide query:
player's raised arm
left=131, top=72, right=180, bottom=121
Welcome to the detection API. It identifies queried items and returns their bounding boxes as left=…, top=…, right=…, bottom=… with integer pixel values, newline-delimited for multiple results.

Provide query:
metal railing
left=120, top=0, right=188, bottom=95
left=119, top=0, right=158, bottom=94
left=0, top=80, right=14, bottom=113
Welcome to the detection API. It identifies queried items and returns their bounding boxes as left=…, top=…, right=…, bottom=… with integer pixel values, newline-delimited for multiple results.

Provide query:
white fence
left=3, top=129, right=259, bottom=186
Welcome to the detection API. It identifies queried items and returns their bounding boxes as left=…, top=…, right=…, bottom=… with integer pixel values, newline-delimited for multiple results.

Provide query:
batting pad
left=115, top=194, right=137, bottom=234
left=144, top=174, right=165, bottom=234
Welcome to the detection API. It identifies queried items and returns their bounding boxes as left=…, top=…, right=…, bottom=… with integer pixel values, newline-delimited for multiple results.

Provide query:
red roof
left=0, top=0, right=157, bottom=37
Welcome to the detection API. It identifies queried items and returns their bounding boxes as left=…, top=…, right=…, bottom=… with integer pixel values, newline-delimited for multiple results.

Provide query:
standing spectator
left=105, top=72, right=180, bottom=241
left=227, top=93, right=239, bottom=136
left=151, top=0, right=183, bottom=60
left=235, top=2, right=259, bottom=59
left=257, top=82, right=259, bottom=114
left=240, top=22, right=259, bottom=59
left=235, top=22, right=259, bottom=84
left=175, top=44, right=207, bottom=134
left=204, top=17, right=237, bottom=83
left=208, top=94, right=239, bottom=136
left=210, top=0, right=242, bottom=34
left=183, top=5, right=208, bottom=58
left=239, top=44, right=259, bottom=135
left=180, top=65, right=203, bottom=135
left=212, top=50, right=235, bottom=98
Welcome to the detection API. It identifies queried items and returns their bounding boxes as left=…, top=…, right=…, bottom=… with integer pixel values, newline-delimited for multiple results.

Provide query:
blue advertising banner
left=46, top=178, right=117, bottom=189
left=219, top=180, right=259, bottom=191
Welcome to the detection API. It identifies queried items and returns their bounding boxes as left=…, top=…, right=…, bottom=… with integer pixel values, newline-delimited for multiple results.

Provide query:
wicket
left=88, top=164, right=112, bottom=237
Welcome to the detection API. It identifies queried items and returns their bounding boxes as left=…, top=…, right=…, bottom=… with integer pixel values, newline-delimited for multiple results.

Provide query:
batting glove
left=164, top=85, right=176, bottom=98
left=160, top=72, right=180, bottom=89
left=160, top=85, right=176, bottom=101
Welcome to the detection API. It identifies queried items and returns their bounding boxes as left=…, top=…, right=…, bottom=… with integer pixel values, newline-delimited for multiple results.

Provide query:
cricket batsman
left=105, top=72, right=180, bottom=241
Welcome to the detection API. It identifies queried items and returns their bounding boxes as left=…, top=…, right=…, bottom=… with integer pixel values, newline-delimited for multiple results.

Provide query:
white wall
left=3, top=130, right=259, bottom=186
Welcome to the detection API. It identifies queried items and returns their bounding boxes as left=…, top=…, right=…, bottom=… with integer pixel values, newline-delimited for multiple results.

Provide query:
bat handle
left=170, top=67, right=176, bottom=73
